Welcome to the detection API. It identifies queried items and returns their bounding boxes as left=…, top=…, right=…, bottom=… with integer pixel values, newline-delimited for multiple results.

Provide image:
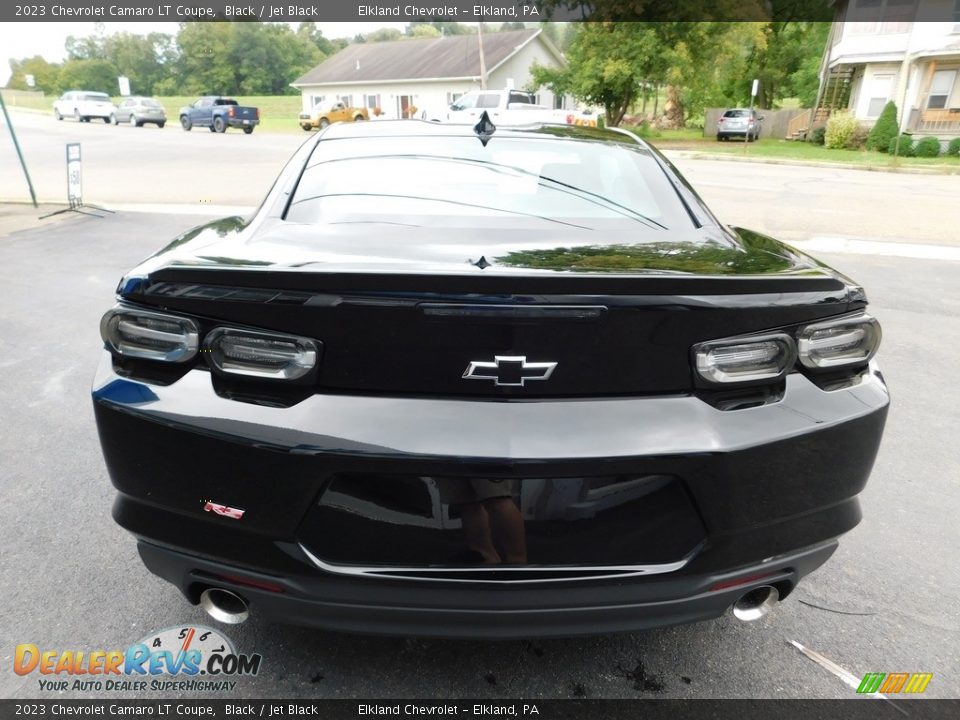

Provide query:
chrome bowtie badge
left=462, top=355, right=557, bottom=387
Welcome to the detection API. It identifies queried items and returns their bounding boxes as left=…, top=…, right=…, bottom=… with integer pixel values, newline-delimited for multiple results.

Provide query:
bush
left=867, top=101, right=899, bottom=152
left=888, top=135, right=914, bottom=156
left=809, top=127, right=826, bottom=145
left=913, top=136, right=942, bottom=158
left=845, top=125, right=870, bottom=150
left=947, top=137, right=960, bottom=157
left=824, top=112, right=861, bottom=149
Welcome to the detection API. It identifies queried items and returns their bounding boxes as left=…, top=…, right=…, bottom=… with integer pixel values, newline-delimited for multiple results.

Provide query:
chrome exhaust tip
left=199, top=588, right=250, bottom=624
left=732, top=585, right=779, bottom=622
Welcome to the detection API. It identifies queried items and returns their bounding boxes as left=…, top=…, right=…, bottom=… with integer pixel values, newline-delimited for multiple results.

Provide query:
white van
left=54, top=91, right=117, bottom=123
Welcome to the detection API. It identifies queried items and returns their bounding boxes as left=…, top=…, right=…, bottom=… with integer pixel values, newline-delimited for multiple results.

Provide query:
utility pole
left=478, top=23, right=487, bottom=90
left=0, top=91, right=38, bottom=208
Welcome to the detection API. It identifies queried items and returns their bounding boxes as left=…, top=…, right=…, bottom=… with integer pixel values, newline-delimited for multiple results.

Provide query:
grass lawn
left=657, top=137, right=960, bottom=170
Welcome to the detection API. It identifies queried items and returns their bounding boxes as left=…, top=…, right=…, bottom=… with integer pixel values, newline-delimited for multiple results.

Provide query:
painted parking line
left=792, top=236, right=960, bottom=261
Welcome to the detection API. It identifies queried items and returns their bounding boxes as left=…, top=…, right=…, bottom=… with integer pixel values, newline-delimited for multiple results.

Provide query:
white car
left=54, top=91, right=117, bottom=123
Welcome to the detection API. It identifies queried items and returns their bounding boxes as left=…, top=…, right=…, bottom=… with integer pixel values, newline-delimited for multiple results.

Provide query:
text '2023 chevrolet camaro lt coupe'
left=93, top=117, right=888, bottom=638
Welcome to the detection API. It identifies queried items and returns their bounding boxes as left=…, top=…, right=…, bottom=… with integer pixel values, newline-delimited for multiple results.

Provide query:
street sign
left=751, top=79, right=759, bottom=98
left=25, top=74, right=35, bottom=88
left=66, top=143, right=82, bottom=207
left=118, top=76, right=130, bottom=97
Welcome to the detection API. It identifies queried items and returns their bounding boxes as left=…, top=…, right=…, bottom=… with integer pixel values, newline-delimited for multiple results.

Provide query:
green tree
left=364, top=28, right=404, bottom=42
left=101, top=32, right=174, bottom=96
left=57, top=58, right=118, bottom=94
left=531, top=23, right=661, bottom=126
left=867, top=101, right=899, bottom=152
left=6, top=56, right=62, bottom=94
left=407, top=24, right=441, bottom=38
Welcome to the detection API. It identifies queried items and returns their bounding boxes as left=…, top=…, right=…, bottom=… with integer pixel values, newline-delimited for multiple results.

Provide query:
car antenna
left=473, top=111, right=496, bottom=146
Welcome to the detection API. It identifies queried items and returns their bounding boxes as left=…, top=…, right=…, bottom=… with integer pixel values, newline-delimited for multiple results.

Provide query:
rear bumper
left=226, top=117, right=259, bottom=128
left=136, top=539, right=838, bottom=638
left=93, top=353, right=888, bottom=636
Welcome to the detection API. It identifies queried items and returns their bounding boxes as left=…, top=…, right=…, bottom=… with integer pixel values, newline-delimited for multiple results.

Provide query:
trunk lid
left=122, top=221, right=856, bottom=398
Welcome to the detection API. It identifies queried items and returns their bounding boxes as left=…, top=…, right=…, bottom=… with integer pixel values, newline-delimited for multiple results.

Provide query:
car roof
left=318, top=119, right=648, bottom=147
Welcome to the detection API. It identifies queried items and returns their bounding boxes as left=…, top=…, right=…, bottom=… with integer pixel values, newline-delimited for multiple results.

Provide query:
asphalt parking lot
left=0, top=109, right=958, bottom=702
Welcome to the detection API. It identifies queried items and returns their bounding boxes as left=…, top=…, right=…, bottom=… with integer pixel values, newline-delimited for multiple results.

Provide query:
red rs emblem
left=203, top=502, right=245, bottom=520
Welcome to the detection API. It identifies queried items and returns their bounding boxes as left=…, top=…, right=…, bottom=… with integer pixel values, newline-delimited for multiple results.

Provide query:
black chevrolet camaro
left=93, top=119, right=888, bottom=637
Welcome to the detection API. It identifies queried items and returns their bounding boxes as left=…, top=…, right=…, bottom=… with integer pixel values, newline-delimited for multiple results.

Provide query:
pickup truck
left=433, top=89, right=599, bottom=127
left=299, top=102, right=369, bottom=131
left=179, top=97, right=260, bottom=134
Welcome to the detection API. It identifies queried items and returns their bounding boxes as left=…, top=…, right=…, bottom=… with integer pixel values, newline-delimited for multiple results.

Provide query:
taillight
left=255, top=108, right=260, bottom=119
left=797, top=314, right=881, bottom=370
left=228, top=106, right=235, bottom=117
left=100, top=307, right=199, bottom=363
left=693, top=333, right=796, bottom=384
left=205, top=328, right=319, bottom=380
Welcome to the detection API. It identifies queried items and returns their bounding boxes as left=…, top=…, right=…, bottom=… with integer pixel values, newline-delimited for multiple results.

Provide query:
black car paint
left=93, top=122, right=888, bottom=637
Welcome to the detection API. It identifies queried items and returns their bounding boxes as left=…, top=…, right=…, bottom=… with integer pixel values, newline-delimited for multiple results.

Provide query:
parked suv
left=54, top=91, right=116, bottom=123
left=114, top=97, right=167, bottom=128
left=717, top=108, right=763, bottom=142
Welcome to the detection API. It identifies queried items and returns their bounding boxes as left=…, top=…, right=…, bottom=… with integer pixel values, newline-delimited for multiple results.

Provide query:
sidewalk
left=660, top=147, right=960, bottom=175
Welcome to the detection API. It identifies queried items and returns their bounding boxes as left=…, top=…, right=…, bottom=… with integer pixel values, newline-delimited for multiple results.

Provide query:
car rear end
left=717, top=109, right=758, bottom=141
left=81, top=93, right=116, bottom=122
left=92, top=124, right=888, bottom=637
left=136, top=98, right=167, bottom=126
left=225, top=105, right=260, bottom=129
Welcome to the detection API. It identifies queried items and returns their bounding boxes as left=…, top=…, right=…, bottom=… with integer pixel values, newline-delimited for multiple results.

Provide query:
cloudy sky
left=0, top=22, right=407, bottom=86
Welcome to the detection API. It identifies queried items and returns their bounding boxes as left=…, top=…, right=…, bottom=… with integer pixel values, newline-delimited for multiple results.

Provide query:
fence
left=703, top=108, right=811, bottom=139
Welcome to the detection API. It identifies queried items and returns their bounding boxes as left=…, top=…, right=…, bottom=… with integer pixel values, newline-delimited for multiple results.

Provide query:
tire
left=109, top=114, right=117, bottom=125
left=129, top=114, right=138, bottom=127
left=180, top=115, right=192, bottom=131
left=242, top=126, right=254, bottom=134
left=74, top=108, right=81, bottom=122
left=318, top=118, right=329, bottom=130
left=157, top=122, right=165, bottom=129
left=55, top=109, right=63, bottom=121
left=300, top=124, right=312, bottom=131
left=208, top=124, right=216, bottom=132
left=353, top=115, right=365, bottom=122
left=213, top=116, right=226, bottom=133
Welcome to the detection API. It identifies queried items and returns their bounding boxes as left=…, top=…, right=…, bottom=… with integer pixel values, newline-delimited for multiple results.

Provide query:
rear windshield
left=141, top=98, right=161, bottom=108
left=723, top=109, right=750, bottom=118
left=215, top=98, right=239, bottom=106
left=83, top=93, right=110, bottom=102
left=286, top=136, right=693, bottom=231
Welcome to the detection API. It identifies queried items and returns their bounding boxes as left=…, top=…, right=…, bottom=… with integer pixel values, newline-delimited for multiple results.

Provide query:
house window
left=364, top=94, right=380, bottom=110
left=866, top=74, right=894, bottom=117
left=312, top=95, right=325, bottom=107
left=928, top=70, right=957, bottom=109
left=446, top=92, right=463, bottom=105
left=554, top=94, right=566, bottom=110
left=848, top=0, right=915, bottom=34
left=954, top=0, right=960, bottom=32
left=337, top=95, right=353, bottom=108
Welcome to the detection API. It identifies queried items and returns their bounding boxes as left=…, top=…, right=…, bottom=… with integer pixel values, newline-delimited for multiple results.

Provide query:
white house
left=291, top=28, right=571, bottom=120
left=817, top=0, right=960, bottom=137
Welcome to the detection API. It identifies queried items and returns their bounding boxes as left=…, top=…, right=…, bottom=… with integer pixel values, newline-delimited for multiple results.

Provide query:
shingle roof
left=292, top=29, right=546, bottom=86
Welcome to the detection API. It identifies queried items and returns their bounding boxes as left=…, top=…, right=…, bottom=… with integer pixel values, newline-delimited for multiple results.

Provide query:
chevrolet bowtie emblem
left=462, top=355, right=558, bottom=387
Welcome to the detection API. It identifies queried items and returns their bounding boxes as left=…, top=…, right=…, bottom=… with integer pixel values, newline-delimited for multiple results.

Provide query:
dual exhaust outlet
left=731, top=585, right=780, bottom=622
left=200, top=588, right=250, bottom=624
left=198, top=583, right=780, bottom=626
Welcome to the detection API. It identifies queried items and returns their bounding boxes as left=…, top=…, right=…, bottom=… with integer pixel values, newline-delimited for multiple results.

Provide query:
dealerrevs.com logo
left=14, top=625, right=262, bottom=693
